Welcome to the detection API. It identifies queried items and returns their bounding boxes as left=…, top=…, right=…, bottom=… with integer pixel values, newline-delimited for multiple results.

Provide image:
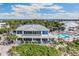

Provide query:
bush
left=8, top=44, right=61, bottom=56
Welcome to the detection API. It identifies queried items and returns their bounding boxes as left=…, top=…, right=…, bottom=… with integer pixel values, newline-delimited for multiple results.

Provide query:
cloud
left=11, top=4, right=43, bottom=12
left=0, top=12, right=79, bottom=19
left=12, top=3, right=64, bottom=12
left=0, top=3, right=79, bottom=19
left=51, top=5, right=63, bottom=11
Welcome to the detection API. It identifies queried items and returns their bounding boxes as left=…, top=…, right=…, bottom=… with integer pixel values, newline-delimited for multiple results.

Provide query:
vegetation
left=1, top=20, right=64, bottom=56
left=8, top=44, right=61, bottom=56
left=8, top=40, right=79, bottom=56
left=3, top=20, right=79, bottom=56
left=56, top=40, right=79, bottom=56
left=0, top=28, right=10, bottom=34
left=7, top=34, right=17, bottom=41
left=5, top=20, right=64, bottom=29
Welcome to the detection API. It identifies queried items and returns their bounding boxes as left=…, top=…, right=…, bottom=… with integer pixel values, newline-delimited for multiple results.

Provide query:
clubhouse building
left=12, top=24, right=54, bottom=44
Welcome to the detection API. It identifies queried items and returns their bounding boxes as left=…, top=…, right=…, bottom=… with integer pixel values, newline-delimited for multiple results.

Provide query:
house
left=64, top=22, right=78, bottom=31
left=0, top=22, right=10, bottom=28
left=12, top=24, right=54, bottom=44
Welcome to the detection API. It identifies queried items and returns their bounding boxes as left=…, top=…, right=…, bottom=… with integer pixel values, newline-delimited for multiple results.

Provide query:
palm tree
left=7, top=34, right=18, bottom=43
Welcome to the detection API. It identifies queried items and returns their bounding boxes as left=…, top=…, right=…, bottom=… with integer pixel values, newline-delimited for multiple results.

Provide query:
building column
left=23, top=38, right=25, bottom=44
left=41, top=31, right=42, bottom=35
left=32, top=38, right=33, bottom=42
left=41, top=38, right=43, bottom=44
left=22, top=31, right=24, bottom=35
left=48, top=38, right=50, bottom=43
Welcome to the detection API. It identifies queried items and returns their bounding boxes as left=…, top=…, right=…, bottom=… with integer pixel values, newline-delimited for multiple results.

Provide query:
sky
left=0, top=3, right=79, bottom=19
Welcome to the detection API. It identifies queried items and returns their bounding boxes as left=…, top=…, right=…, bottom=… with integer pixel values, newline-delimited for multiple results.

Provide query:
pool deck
left=50, top=31, right=78, bottom=42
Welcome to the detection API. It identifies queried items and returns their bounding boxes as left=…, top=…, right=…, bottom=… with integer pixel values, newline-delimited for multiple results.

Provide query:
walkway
left=0, top=45, right=11, bottom=56
left=0, top=44, right=18, bottom=56
left=0, top=34, right=18, bottom=56
left=0, top=35, right=5, bottom=43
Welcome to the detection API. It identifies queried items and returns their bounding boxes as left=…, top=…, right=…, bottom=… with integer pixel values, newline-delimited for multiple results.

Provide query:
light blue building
left=12, top=24, right=54, bottom=44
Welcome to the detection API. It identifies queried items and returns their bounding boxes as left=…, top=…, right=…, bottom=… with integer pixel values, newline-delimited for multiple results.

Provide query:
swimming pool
left=53, top=33, right=72, bottom=40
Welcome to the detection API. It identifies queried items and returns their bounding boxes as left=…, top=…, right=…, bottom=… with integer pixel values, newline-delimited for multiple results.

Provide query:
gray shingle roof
left=16, top=24, right=49, bottom=31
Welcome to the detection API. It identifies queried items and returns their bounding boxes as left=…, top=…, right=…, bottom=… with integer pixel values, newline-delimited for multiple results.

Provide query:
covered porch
left=17, top=38, right=51, bottom=44
left=16, top=34, right=54, bottom=44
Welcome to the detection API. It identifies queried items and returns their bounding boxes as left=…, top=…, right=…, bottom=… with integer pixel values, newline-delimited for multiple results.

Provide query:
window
left=33, top=31, right=41, bottom=34
left=37, top=31, right=41, bottom=34
left=17, top=31, right=22, bottom=34
left=42, top=31, right=48, bottom=35
left=24, top=31, right=41, bottom=34
left=24, top=31, right=27, bottom=34
left=24, top=31, right=32, bottom=34
left=28, top=31, right=32, bottom=34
